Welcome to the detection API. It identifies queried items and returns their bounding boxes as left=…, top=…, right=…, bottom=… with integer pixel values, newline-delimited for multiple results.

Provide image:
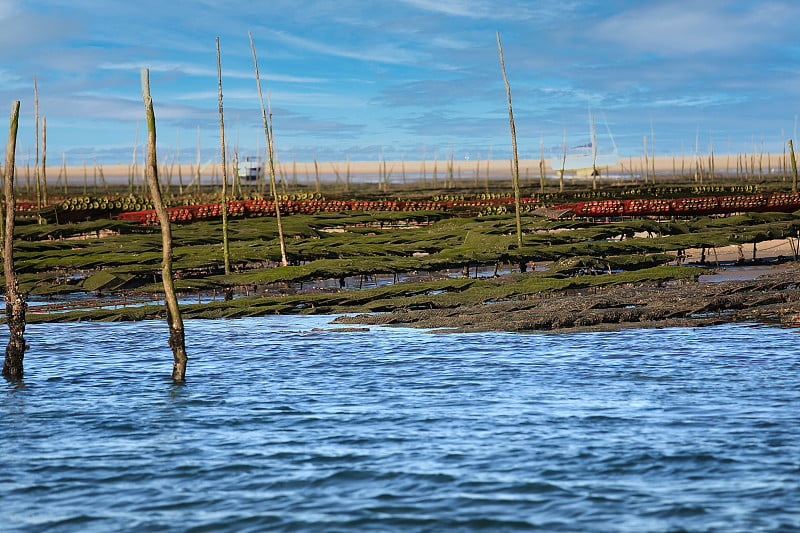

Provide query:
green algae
left=26, top=266, right=705, bottom=323
left=6, top=207, right=800, bottom=318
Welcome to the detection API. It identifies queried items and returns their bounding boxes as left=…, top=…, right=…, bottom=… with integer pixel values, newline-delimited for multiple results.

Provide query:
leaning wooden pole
left=141, top=69, right=188, bottom=382
left=216, top=37, right=231, bottom=275
left=249, top=31, right=288, bottom=266
left=2, top=101, right=26, bottom=381
left=789, top=139, right=798, bottom=194
left=496, top=31, right=523, bottom=249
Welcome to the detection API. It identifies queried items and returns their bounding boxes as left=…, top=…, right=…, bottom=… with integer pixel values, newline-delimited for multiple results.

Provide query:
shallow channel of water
left=2, top=318, right=799, bottom=532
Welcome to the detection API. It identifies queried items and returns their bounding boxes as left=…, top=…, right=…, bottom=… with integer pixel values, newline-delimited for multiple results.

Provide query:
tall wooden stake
left=539, top=136, right=545, bottom=194
left=61, top=152, right=67, bottom=194
left=177, top=130, right=183, bottom=194
left=789, top=139, right=798, bottom=193
left=2, top=101, right=26, bottom=381
left=559, top=128, right=566, bottom=193
left=250, top=31, right=288, bottom=266
left=650, top=118, right=656, bottom=182
left=233, top=148, right=243, bottom=196
left=131, top=122, right=139, bottom=196
left=195, top=125, right=202, bottom=195
left=34, top=77, right=41, bottom=209
left=141, top=69, right=188, bottom=382
left=591, top=110, right=598, bottom=190
left=314, top=157, right=320, bottom=193
left=496, top=31, right=523, bottom=249
left=41, top=117, right=47, bottom=206
left=345, top=155, right=351, bottom=193
left=216, top=37, right=231, bottom=275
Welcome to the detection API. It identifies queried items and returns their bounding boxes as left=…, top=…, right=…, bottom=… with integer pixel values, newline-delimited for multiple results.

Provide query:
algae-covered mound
left=8, top=204, right=800, bottom=331
left=333, top=264, right=800, bottom=333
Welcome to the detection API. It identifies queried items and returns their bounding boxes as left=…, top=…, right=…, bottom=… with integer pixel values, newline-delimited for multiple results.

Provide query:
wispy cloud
left=429, top=36, right=476, bottom=50
left=594, top=0, right=791, bottom=56
left=0, top=1, right=76, bottom=56
left=272, top=111, right=364, bottom=137
left=2, top=0, right=797, bottom=163
left=396, top=0, right=529, bottom=19
left=399, top=110, right=502, bottom=137
left=397, top=0, right=493, bottom=18
left=99, top=61, right=327, bottom=83
left=262, top=29, right=423, bottom=65
left=377, top=78, right=491, bottom=108
left=45, top=93, right=210, bottom=123
left=651, top=95, right=743, bottom=108
left=396, top=0, right=580, bottom=20
left=0, top=68, right=24, bottom=88
left=173, top=89, right=364, bottom=110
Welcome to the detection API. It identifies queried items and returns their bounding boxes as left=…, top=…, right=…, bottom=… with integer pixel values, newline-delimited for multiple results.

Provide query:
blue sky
left=1, top=0, right=799, bottom=165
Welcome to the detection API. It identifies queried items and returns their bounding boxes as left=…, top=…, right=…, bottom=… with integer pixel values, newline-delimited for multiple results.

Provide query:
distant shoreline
left=15, top=153, right=795, bottom=184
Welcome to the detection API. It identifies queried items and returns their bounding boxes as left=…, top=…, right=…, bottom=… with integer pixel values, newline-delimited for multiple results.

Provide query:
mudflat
left=333, top=262, right=800, bottom=334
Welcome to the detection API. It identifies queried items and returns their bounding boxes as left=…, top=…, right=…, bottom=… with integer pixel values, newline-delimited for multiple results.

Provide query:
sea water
left=1, top=318, right=798, bottom=532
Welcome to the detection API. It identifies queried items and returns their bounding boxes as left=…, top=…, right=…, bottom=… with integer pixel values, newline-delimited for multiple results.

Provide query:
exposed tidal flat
left=13, top=203, right=800, bottom=330
left=2, top=317, right=799, bottom=532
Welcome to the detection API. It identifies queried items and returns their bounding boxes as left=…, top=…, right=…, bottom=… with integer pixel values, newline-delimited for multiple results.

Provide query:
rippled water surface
left=2, top=318, right=799, bottom=532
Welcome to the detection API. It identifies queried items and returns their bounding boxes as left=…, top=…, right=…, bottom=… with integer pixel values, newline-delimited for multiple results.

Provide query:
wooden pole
left=591, top=111, right=598, bottom=190
left=61, top=152, right=67, bottom=194
left=789, top=139, right=798, bottom=193
left=41, top=117, right=47, bottom=206
left=2, top=101, right=26, bottom=381
left=249, top=31, right=288, bottom=266
left=177, top=130, right=183, bottom=194
left=481, top=155, right=491, bottom=190
left=559, top=128, right=566, bottom=193
left=448, top=149, right=455, bottom=188
left=233, top=147, right=242, bottom=196
left=314, top=157, right=320, bottom=194
left=233, top=148, right=241, bottom=196
left=195, top=125, right=202, bottom=195
left=131, top=122, right=139, bottom=196
left=216, top=37, right=231, bottom=275
left=496, top=31, right=523, bottom=249
left=141, top=68, right=188, bottom=382
left=34, top=77, right=41, bottom=209
left=709, top=129, right=715, bottom=184
left=346, top=155, right=351, bottom=193
left=650, top=119, right=656, bottom=183
left=539, top=136, right=545, bottom=194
